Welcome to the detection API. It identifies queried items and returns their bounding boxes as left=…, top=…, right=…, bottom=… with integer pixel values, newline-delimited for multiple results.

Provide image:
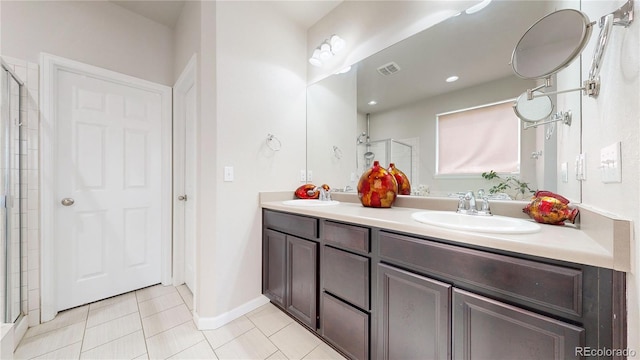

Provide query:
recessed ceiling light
left=446, top=75, right=459, bottom=83
left=368, top=100, right=378, bottom=106
left=465, top=0, right=492, bottom=15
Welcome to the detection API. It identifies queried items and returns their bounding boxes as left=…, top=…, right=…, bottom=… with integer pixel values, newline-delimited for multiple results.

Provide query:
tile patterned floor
left=14, top=285, right=347, bottom=360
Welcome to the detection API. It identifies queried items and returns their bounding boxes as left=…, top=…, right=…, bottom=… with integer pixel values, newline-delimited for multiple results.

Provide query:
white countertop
left=260, top=192, right=631, bottom=271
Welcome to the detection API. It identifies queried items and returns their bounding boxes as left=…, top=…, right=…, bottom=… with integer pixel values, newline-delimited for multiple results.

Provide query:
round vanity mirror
left=513, top=91, right=553, bottom=123
left=511, top=9, right=592, bottom=79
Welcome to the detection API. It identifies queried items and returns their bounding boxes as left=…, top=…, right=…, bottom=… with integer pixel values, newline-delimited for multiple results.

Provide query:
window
left=436, top=100, right=520, bottom=176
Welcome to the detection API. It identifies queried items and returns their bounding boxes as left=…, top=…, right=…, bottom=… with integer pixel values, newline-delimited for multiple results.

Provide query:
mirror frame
left=511, top=9, right=592, bottom=80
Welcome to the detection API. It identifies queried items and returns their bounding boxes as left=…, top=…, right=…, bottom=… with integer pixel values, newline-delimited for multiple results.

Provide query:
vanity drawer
left=321, top=292, right=369, bottom=360
left=264, top=210, right=318, bottom=239
left=323, top=221, right=370, bottom=253
left=322, top=246, right=370, bottom=310
left=379, top=231, right=583, bottom=317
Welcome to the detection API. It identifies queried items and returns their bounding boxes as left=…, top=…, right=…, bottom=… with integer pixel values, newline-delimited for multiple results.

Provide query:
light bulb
left=330, top=35, right=345, bottom=53
left=309, top=49, right=323, bottom=67
left=319, top=43, right=332, bottom=61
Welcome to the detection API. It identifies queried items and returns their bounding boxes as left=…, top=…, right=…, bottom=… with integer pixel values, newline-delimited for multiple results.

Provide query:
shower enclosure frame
left=1, top=58, right=24, bottom=325
left=358, top=138, right=414, bottom=185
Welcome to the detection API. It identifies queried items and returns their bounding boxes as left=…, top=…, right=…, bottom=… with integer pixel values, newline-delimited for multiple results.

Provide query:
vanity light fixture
left=309, top=49, right=323, bottom=67
left=446, top=75, right=459, bottom=83
left=465, top=0, right=492, bottom=15
left=308, top=35, right=346, bottom=67
left=368, top=100, right=378, bottom=106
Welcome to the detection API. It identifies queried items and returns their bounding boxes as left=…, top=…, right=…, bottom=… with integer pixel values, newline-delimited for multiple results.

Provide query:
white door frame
left=172, top=54, right=197, bottom=293
left=39, top=54, right=173, bottom=322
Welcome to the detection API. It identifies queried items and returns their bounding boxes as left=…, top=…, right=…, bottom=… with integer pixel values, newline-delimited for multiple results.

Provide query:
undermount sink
left=282, top=199, right=340, bottom=207
left=411, top=211, right=541, bottom=234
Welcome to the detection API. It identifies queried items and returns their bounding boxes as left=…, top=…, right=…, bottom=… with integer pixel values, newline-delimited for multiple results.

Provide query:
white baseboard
left=194, top=295, right=270, bottom=330
left=13, top=315, right=28, bottom=350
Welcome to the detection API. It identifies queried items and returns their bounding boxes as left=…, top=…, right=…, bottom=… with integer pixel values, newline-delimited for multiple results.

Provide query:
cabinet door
left=322, top=245, right=370, bottom=310
left=287, top=236, right=318, bottom=329
left=263, top=229, right=287, bottom=307
left=322, top=292, right=369, bottom=360
left=378, top=264, right=451, bottom=360
left=453, top=289, right=584, bottom=360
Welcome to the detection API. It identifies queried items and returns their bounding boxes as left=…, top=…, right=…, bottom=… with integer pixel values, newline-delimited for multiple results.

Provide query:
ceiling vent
left=377, top=62, right=401, bottom=76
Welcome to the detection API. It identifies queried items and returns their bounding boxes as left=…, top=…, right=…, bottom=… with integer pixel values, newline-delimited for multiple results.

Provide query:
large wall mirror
left=307, top=0, right=582, bottom=201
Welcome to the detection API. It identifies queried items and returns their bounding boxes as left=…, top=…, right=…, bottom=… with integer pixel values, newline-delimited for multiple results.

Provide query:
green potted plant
left=481, top=170, right=536, bottom=200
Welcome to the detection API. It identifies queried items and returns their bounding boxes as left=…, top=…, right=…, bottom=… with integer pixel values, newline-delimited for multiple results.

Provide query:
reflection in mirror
left=514, top=91, right=554, bottom=123
left=307, top=1, right=582, bottom=199
left=511, top=9, right=592, bottom=80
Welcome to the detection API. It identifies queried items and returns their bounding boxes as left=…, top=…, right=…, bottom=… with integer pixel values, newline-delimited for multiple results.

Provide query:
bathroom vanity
left=261, top=193, right=628, bottom=360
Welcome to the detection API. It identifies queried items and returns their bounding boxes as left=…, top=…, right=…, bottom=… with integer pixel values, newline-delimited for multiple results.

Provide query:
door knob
left=178, top=195, right=188, bottom=201
left=61, top=198, right=75, bottom=206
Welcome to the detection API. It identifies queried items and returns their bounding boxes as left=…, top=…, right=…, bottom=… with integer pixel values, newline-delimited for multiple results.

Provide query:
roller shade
left=437, top=101, right=519, bottom=175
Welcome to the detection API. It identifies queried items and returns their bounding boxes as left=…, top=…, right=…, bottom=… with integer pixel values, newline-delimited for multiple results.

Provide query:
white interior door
left=48, top=57, right=171, bottom=312
left=173, top=56, right=197, bottom=293
left=183, top=85, right=196, bottom=291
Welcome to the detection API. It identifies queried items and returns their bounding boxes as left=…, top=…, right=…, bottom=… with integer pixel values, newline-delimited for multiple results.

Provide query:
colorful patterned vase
left=388, top=163, right=411, bottom=195
left=294, top=184, right=319, bottom=199
left=357, top=161, right=398, bottom=208
left=523, top=190, right=579, bottom=225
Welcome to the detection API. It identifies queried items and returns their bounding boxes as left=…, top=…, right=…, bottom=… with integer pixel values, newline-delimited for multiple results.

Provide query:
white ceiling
left=110, top=0, right=187, bottom=28
left=356, top=1, right=557, bottom=114
left=109, top=0, right=342, bottom=29
left=270, top=1, right=342, bottom=29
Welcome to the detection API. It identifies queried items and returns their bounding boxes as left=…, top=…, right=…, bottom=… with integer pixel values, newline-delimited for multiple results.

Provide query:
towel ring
left=333, top=146, right=343, bottom=159
left=266, top=134, right=282, bottom=151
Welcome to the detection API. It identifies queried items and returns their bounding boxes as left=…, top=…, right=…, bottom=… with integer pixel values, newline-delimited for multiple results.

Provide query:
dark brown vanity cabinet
left=377, top=260, right=585, bottom=360
left=263, top=211, right=319, bottom=329
left=452, top=289, right=583, bottom=360
left=377, top=263, right=451, bottom=360
left=262, top=209, right=626, bottom=360
left=378, top=230, right=625, bottom=360
left=287, top=235, right=318, bottom=328
left=263, top=229, right=287, bottom=308
left=320, top=221, right=372, bottom=360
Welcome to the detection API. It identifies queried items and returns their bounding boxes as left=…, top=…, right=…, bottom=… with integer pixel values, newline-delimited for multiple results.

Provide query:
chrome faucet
left=478, top=196, right=491, bottom=216
left=457, top=190, right=492, bottom=216
left=317, top=187, right=332, bottom=201
left=465, top=191, right=476, bottom=212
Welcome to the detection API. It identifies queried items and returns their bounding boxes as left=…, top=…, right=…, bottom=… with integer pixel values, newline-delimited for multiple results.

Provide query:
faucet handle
left=456, top=196, right=466, bottom=214
left=478, top=196, right=492, bottom=216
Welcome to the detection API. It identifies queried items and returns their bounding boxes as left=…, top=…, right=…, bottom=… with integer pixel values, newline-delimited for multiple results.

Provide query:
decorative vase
left=388, top=163, right=411, bottom=195
left=357, top=161, right=398, bottom=208
left=522, top=190, right=579, bottom=225
left=294, top=184, right=319, bottom=199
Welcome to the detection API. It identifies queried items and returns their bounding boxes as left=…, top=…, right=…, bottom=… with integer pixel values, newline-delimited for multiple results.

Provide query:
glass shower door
left=1, top=64, right=23, bottom=324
